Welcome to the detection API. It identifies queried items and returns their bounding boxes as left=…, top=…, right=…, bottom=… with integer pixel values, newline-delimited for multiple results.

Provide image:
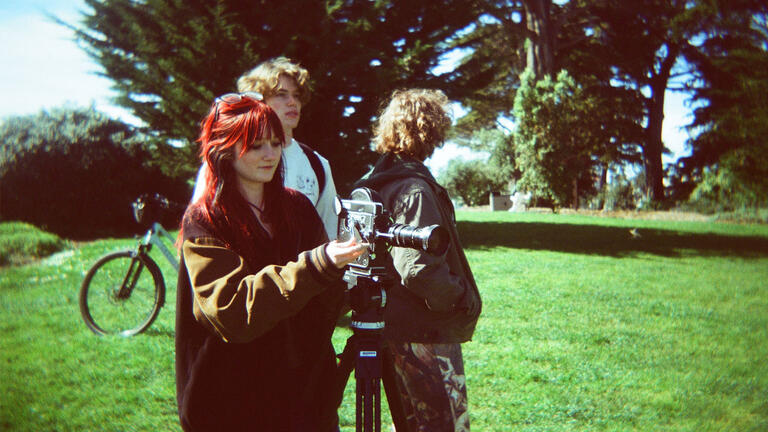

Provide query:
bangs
left=234, top=103, right=285, bottom=154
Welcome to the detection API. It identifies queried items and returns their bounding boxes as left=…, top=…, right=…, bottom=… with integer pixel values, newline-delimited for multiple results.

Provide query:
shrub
left=0, top=107, right=189, bottom=239
left=603, top=173, right=642, bottom=211
left=686, top=146, right=768, bottom=214
left=0, top=222, right=68, bottom=266
left=439, top=158, right=507, bottom=206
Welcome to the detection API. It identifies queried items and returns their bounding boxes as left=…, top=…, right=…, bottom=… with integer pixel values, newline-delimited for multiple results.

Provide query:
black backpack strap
left=297, top=141, right=326, bottom=193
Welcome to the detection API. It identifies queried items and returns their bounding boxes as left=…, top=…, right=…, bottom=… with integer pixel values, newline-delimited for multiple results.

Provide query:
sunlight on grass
left=2, top=214, right=767, bottom=431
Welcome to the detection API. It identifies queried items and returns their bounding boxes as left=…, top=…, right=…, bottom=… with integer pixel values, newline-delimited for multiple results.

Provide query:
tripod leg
left=334, top=335, right=357, bottom=411
left=356, top=378, right=381, bottom=432
left=374, top=378, right=381, bottom=432
left=356, top=378, right=362, bottom=432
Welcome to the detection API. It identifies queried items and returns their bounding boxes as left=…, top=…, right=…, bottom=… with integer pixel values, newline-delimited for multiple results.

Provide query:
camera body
left=335, top=188, right=449, bottom=274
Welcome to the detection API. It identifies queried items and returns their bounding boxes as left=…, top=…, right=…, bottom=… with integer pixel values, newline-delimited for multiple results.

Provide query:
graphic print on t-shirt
left=295, top=175, right=318, bottom=203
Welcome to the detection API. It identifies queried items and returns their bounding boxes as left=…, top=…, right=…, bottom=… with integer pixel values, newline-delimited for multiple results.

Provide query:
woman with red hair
left=175, top=93, right=365, bottom=432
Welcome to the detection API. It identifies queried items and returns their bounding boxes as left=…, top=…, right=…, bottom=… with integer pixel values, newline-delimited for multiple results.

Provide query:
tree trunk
left=644, top=43, right=679, bottom=204
left=572, top=177, right=579, bottom=210
left=523, top=0, right=555, bottom=79
left=644, top=102, right=665, bottom=203
left=597, top=162, right=608, bottom=210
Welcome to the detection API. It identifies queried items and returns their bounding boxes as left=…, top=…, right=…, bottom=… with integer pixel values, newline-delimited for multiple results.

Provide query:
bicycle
left=79, top=193, right=183, bottom=336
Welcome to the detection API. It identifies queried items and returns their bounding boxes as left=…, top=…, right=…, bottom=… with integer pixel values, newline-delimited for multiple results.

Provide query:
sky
left=0, top=1, right=130, bottom=120
left=1, top=0, right=693, bottom=176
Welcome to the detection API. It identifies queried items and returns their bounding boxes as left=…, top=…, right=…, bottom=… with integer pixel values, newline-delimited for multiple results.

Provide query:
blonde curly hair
left=373, top=89, right=451, bottom=161
left=237, top=56, right=311, bottom=104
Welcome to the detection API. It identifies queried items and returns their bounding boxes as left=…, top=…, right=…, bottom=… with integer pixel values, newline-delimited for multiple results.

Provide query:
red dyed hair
left=184, top=97, right=288, bottom=262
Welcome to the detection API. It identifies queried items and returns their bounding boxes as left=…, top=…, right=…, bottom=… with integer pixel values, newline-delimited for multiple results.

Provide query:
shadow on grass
left=457, top=221, right=768, bottom=258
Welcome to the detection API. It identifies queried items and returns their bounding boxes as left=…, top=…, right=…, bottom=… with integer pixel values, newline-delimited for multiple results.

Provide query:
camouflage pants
left=383, top=342, right=470, bottom=432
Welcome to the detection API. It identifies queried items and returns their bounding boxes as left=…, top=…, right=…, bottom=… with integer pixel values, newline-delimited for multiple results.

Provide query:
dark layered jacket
left=175, top=189, right=344, bottom=432
left=354, top=153, right=482, bottom=343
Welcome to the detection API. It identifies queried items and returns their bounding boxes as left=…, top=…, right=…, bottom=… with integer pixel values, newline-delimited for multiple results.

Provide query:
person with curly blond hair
left=354, top=88, right=482, bottom=432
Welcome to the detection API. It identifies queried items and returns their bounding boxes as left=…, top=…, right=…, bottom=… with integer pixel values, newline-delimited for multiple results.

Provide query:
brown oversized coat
left=175, top=190, right=344, bottom=432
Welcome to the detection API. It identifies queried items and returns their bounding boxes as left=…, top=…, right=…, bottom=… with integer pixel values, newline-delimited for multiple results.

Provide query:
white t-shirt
left=191, top=138, right=339, bottom=239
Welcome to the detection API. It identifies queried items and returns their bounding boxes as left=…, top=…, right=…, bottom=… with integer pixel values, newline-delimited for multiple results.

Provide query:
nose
left=264, top=143, right=281, bottom=160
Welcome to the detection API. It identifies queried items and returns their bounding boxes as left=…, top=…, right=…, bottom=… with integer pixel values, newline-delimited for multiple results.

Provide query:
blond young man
left=192, top=57, right=338, bottom=238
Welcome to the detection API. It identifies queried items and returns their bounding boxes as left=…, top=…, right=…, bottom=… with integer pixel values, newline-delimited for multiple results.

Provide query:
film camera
left=335, top=187, right=449, bottom=273
left=333, top=187, right=450, bottom=432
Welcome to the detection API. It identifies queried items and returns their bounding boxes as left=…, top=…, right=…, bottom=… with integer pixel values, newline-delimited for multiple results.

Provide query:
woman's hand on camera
left=326, top=238, right=369, bottom=269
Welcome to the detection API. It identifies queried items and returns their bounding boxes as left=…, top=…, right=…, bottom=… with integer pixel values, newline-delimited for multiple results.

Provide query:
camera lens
left=387, top=224, right=449, bottom=255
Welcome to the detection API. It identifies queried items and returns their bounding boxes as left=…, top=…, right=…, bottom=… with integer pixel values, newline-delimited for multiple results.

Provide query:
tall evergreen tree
left=67, top=0, right=482, bottom=190
left=585, top=0, right=695, bottom=205
left=679, top=5, right=768, bottom=208
left=513, top=69, right=602, bottom=209
left=583, top=0, right=767, bottom=206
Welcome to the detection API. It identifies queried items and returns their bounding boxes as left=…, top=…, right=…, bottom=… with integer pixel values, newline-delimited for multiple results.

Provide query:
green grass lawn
left=1, top=212, right=767, bottom=431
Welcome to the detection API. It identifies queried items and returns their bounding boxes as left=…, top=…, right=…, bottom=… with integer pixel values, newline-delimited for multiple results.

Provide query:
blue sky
left=0, top=0, right=135, bottom=121
left=0, top=0, right=693, bottom=174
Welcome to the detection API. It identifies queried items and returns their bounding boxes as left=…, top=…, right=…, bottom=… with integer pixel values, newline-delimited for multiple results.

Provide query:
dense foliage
left=0, top=107, right=188, bottom=238
left=512, top=70, right=599, bottom=208
left=451, top=0, right=768, bottom=209
left=439, top=158, right=507, bottom=207
left=53, top=0, right=768, bottom=211
left=68, top=0, right=483, bottom=191
left=677, top=8, right=768, bottom=210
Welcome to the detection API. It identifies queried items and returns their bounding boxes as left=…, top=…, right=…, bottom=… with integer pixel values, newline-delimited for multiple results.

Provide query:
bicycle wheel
left=79, top=251, right=165, bottom=336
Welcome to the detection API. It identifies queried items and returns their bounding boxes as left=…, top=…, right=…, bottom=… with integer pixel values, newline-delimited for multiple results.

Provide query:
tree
left=66, top=0, right=483, bottom=191
left=454, top=0, right=768, bottom=208
left=513, top=69, right=600, bottom=208
left=584, top=0, right=768, bottom=207
left=456, top=127, right=517, bottom=181
left=687, top=147, right=768, bottom=211
left=0, top=107, right=187, bottom=238
left=679, top=6, right=768, bottom=208
left=602, top=171, right=642, bottom=210
left=448, top=0, right=643, bottom=206
left=585, top=0, right=689, bottom=204
left=439, top=158, right=507, bottom=207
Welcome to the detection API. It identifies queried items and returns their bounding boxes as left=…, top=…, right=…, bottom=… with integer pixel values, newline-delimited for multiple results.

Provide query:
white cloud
left=0, top=4, right=117, bottom=118
left=425, top=142, right=487, bottom=177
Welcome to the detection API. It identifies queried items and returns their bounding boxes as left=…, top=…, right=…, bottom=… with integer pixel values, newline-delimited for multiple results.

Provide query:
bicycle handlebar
left=132, top=193, right=186, bottom=225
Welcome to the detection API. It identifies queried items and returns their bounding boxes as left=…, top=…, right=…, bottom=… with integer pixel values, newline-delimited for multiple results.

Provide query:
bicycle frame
left=143, top=222, right=179, bottom=272
left=114, top=223, right=177, bottom=300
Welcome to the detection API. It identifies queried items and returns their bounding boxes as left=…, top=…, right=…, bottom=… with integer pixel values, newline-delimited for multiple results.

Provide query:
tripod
left=335, top=264, right=393, bottom=432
